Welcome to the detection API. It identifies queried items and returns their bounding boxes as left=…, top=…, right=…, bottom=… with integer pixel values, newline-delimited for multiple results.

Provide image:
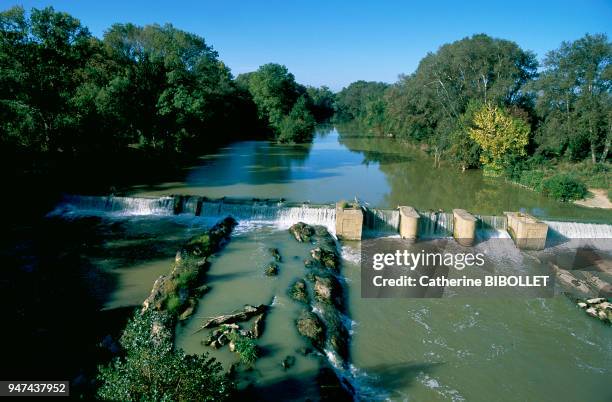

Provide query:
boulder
left=251, top=314, right=265, bottom=338
left=269, top=248, right=282, bottom=262
left=310, top=247, right=339, bottom=271
left=296, top=310, right=325, bottom=349
left=289, top=222, right=315, bottom=242
left=289, top=280, right=309, bottom=304
left=265, top=263, right=279, bottom=276
left=586, top=297, right=606, bottom=305
left=577, top=302, right=587, bottom=308
left=313, top=275, right=342, bottom=306
left=586, top=307, right=598, bottom=317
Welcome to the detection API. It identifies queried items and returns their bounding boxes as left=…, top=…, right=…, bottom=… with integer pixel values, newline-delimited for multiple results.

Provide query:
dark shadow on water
left=234, top=361, right=442, bottom=401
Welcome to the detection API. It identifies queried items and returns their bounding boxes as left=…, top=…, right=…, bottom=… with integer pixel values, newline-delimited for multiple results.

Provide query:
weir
left=51, top=194, right=612, bottom=244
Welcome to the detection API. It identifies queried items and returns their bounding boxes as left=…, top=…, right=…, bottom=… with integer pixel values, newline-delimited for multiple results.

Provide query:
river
left=4, top=126, right=611, bottom=401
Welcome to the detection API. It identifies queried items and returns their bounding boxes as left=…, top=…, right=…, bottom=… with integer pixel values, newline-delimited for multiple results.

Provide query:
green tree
left=97, top=310, right=233, bottom=401
left=334, top=80, right=389, bottom=121
left=469, top=103, right=530, bottom=174
left=238, top=63, right=316, bottom=142
left=532, top=33, right=611, bottom=163
left=384, top=34, right=537, bottom=165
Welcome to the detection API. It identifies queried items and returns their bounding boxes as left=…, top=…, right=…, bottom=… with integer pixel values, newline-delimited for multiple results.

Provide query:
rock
left=289, top=222, right=315, bottom=242
left=269, top=248, right=282, bottom=262
left=217, top=333, right=229, bottom=346
left=586, top=297, right=606, bottom=305
left=296, top=310, right=325, bottom=349
left=304, top=258, right=318, bottom=269
left=597, top=310, right=607, bottom=320
left=210, top=340, right=220, bottom=349
left=586, top=307, right=598, bottom=317
left=577, top=302, right=587, bottom=308
left=178, top=297, right=199, bottom=321
left=264, top=263, right=279, bottom=276
left=197, top=304, right=268, bottom=331
left=251, top=314, right=265, bottom=338
left=289, top=279, right=309, bottom=304
left=175, top=250, right=183, bottom=263
left=229, top=340, right=236, bottom=352
left=281, top=355, right=296, bottom=370
left=310, top=247, right=339, bottom=271
left=599, top=302, right=612, bottom=310
left=314, top=275, right=342, bottom=306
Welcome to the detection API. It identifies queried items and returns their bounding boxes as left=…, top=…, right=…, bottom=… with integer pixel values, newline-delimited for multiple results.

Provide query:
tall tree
left=533, top=33, right=611, bottom=163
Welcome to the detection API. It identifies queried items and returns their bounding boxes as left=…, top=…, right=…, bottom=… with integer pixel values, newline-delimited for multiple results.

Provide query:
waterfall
left=363, top=208, right=400, bottom=235
left=50, top=195, right=337, bottom=232
left=53, top=195, right=175, bottom=216
left=418, top=211, right=454, bottom=238
left=199, top=201, right=336, bottom=231
left=544, top=221, right=612, bottom=239
left=476, top=215, right=508, bottom=231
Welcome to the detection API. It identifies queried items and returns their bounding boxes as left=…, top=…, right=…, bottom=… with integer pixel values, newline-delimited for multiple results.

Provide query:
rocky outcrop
left=287, top=222, right=351, bottom=366
left=296, top=310, right=326, bottom=349
left=289, top=222, right=315, bottom=242
left=269, top=248, right=282, bottom=262
left=142, top=216, right=237, bottom=318
left=264, top=263, right=279, bottom=276
left=288, top=279, right=309, bottom=304
left=577, top=297, right=612, bottom=324
left=310, top=247, right=339, bottom=272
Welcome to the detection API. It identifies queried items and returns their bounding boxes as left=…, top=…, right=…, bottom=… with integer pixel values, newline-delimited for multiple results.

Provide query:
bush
left=97, top=310, right=233, bottom=401
left=164, top=294, right=182, bottom=315
left=228, top=333, right=258, bottom=366
left=541, top=174, right=588, bottom=202
left=518, top=170, right=546, bottom=191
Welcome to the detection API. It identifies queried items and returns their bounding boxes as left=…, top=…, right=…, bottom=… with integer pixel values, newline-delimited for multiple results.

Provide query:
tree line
left=334, top=33, right=610, bottom=200
left=0, top=6, right=335, bottom=159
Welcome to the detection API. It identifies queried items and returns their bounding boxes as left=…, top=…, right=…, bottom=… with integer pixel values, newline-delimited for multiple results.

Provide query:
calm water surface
left=131, top=126, right=611, bottom=223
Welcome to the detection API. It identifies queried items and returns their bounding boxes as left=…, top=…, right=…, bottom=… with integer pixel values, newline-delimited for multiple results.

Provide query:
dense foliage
left=541, top=174, right=589, bottom=202
left=236, top=63, right=332, bottom=142
left=0, top=6, right=330, bottom=158
left=97, top=310, right=233, bottom=401
left=335, top=33, right=611, bottom=200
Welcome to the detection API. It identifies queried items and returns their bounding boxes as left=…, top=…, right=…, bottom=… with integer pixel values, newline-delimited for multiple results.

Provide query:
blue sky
left=10, top=0, right=612, bottom=90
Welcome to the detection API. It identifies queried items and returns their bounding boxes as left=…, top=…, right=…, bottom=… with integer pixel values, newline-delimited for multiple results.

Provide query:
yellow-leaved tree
left=469, top=103, right=530, bottom=175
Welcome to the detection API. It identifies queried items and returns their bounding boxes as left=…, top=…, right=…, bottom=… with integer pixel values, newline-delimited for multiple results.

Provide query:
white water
left=544, top=220, right=612, bottom=239
left=49, top=195, right=175, bottom=216
left=50, top=195, right=612, bottom=240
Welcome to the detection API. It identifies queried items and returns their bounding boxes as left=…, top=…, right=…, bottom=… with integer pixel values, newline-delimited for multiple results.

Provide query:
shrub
left=228, top=333, right=258, bottom=366
left=165, top=294, right=182, bottom=315
left=175, top=265, right=199, bottom=289
left=97, top=310, right=233, bottom=401
left=518, top=170, right=546, bottom=191
left=541, top=174, right=588, bottom=202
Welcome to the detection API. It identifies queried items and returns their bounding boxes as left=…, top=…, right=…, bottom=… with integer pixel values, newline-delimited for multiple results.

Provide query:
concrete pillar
left=335, top=202, right=363, bottom=240
left=399, top=206, right=419, bottom=242
left=504, top=212, right=548, bottom=250
left=453, top=209, right=476, bottom=246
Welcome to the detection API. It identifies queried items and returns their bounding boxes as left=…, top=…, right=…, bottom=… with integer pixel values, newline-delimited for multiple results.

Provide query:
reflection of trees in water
left=335, top=124, right=605, bottom=216
left=247, top=141, right=314, bottom=184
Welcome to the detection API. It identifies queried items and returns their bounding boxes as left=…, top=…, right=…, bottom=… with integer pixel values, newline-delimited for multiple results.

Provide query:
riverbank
left=576, top=189, right=612, bottom=210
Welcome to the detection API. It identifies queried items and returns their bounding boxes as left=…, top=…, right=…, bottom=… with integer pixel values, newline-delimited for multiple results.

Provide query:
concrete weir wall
left=504, top=212, right=548, bottom=250
left=453, top=209, right=477, bottom=246
left=399, top=206, right=419, bottom=241
left=335, top=202, right=364, bottom=240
